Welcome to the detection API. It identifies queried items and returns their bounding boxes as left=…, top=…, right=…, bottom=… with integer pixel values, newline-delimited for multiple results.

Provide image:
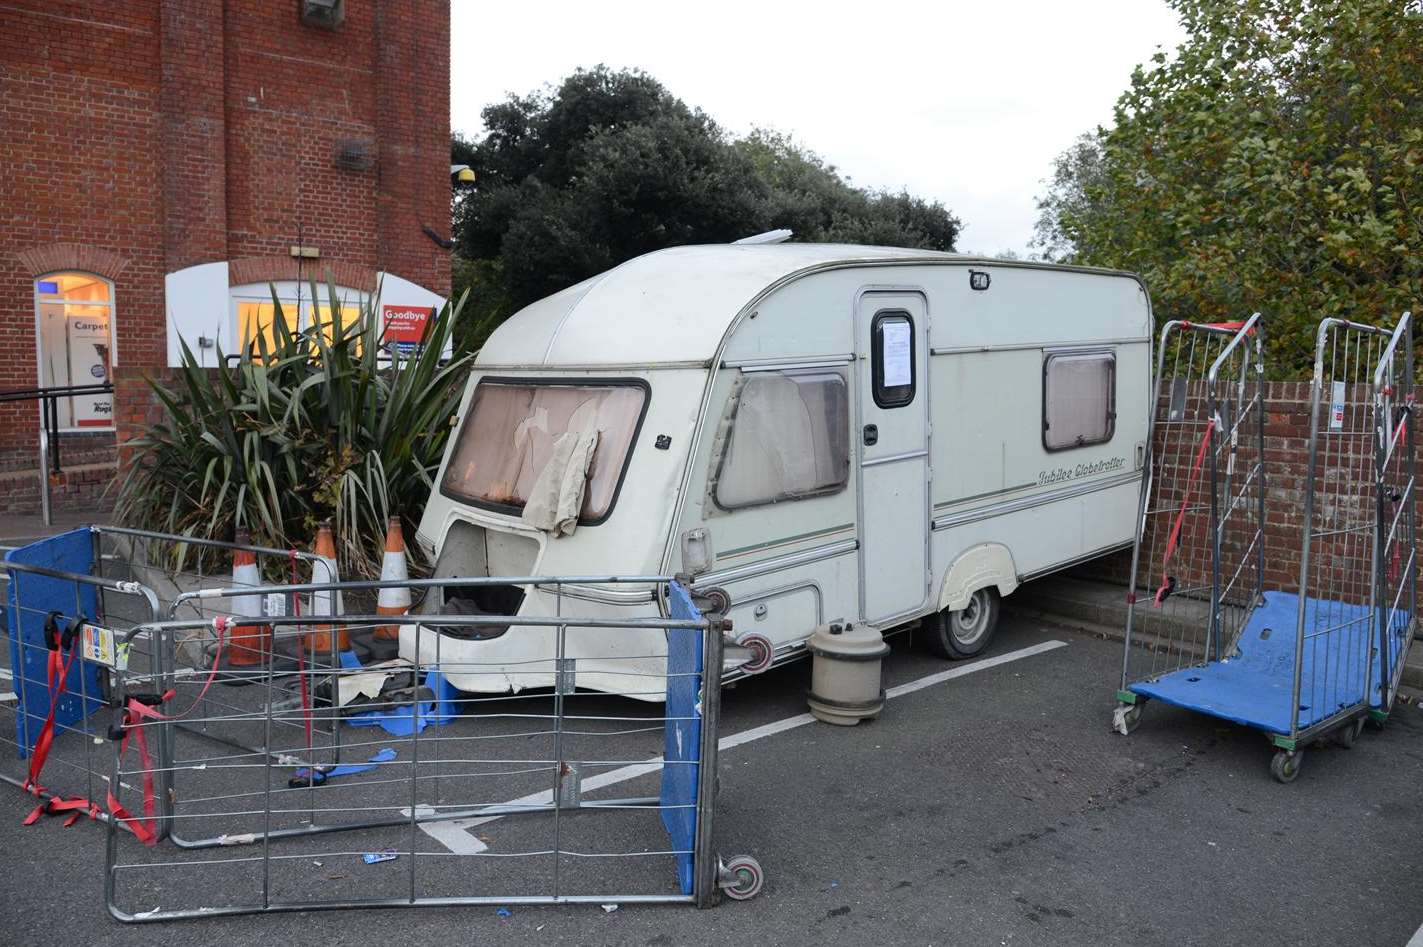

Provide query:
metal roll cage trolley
left=1115, top=312, right=1417, bottom=782
left=3, top=526, right=765, bottom=921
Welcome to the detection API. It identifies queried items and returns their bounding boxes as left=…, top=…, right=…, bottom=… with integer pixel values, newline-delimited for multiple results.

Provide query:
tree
left=451, top=67, right=961, bottom=349
left=734, top=130, right=961, bottom=250
left=1031, top=133, right=1108, bottom=264
left=1032, top=0, right=1423, bottom=375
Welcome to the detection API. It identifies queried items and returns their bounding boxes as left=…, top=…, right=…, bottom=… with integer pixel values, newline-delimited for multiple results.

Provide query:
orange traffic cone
left=227, top=528, right=270, bottom=665
left=306, top=520, right=349, bottom=653
left=375, top=515, right=411, bottom=640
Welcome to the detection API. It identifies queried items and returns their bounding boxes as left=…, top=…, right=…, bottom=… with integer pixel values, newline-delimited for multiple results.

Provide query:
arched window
left=33, top=272, right=116, bottom=430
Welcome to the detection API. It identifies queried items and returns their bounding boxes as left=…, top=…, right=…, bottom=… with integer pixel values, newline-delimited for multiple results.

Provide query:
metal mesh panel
left=99, top=578, right=756, bottom=920
left=1121, top=317, right=1266, bottom=687
left=1293, top=315, right=1416, bottom=734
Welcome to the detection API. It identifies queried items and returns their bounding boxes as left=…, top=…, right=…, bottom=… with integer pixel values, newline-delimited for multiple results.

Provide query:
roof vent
left=335, top=139, right=375, bottom=172
left=732, top=229, right=794, bottom=246
left=300, top=0, right=345, bottom=29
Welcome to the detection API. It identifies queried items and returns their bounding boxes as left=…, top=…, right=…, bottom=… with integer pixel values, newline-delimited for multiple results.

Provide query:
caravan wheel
left=925, top=588, right=1000, bottom=660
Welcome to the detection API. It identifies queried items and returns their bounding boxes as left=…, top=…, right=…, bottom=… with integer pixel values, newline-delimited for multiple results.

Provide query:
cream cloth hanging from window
left=520, top=429, right=601, bottom=536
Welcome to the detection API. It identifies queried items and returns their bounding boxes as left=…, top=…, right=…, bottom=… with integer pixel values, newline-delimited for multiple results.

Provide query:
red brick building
left=0, top=1, right=452, bottom=515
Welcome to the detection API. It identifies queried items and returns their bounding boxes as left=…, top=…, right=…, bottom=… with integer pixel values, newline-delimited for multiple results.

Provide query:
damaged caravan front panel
left=411, top=365, right=708, bottom=696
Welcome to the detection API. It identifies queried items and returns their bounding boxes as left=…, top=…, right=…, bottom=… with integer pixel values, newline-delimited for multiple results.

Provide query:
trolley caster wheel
left=736, top=633, right=774, bottom=675
left=718, top=855, right=765, bottom=901
left=1336, top=718, right=1364, bottom=749
left=1112, top=702, right=1142, bottom=736
left=699, top=587, right=731, bottom=616
left=1269, top=749, right=1303, bottom=784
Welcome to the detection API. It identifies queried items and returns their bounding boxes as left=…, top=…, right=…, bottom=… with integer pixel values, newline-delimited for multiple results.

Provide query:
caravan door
left=855, top=291, right=930, bottom=624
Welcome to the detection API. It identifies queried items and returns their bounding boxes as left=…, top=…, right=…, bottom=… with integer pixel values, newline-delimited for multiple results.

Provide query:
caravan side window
left=1042, top=351, right=1116, bottom=451
left=713, top=370, right=850, bottom=510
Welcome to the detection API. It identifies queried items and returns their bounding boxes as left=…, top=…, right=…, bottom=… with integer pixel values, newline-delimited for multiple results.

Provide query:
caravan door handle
left=862, top=424, right=878, bottom=446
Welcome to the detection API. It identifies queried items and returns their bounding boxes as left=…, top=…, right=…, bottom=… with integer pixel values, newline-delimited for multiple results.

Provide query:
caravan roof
left=476, top=244, right=1140, bottom=370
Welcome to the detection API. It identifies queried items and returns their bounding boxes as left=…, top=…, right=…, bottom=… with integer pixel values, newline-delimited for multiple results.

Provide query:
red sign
left=382, top=305, right=432, bottom=345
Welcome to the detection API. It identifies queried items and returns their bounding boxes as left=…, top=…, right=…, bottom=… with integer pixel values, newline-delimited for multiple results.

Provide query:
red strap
left=289, top=551, right=313, bottom=752
left=24, top=794, right=102, bottom=828
left=21, top=639, right=80, bottom=799
left=1181, top=320, right=1255, bottom=335
left=104, top=617, right=230, bottom=846
left=22, top=616, right=231, bottom=845
left=108, top=703, right=160, bottom=845
left=1155, top=418, right=1216, bottom=607
left=21, top=625, right=115, bottom=834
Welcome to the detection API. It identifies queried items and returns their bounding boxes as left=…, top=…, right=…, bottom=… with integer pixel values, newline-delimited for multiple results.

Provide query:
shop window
left=231, top=284, right=365, bottom=358
left=33, top=273, right=115, bottom=430
left=1042, top=351, right=1116, bottom=451
left=714, top=370, right=850, bottom=510
left=237, top=301, right=297, bottom=355
left=312, top=303, right=363, bottom=348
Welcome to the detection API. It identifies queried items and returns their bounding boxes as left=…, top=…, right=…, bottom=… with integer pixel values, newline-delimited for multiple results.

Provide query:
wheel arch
left=936, top=542, right=1019, bottom=612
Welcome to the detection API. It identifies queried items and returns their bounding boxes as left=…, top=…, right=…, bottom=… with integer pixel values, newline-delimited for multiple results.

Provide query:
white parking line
left=416, top=638, right=1067, bottom=852
left=1407, top=918, right=1423, bottom=947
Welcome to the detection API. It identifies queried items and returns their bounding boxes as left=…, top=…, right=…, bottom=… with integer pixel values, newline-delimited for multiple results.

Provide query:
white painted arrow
left=399, top=804, right=490, bottom=855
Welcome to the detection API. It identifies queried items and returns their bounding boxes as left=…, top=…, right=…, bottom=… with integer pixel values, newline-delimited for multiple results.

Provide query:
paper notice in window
left=881, top=320, right=912, bottom=388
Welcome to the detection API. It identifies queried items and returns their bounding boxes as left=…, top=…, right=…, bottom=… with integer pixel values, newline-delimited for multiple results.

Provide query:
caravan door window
left=713, top=370, right=850, bottom=510
left=1042, top=351, right=1116, bottom=451
left=440, top=379, right=648, bottom=524
left=871, top=311, right=916, bottom=408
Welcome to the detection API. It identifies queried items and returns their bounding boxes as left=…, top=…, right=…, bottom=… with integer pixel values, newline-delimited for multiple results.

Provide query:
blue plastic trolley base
left=1124, top=591, right=1406, bottom=743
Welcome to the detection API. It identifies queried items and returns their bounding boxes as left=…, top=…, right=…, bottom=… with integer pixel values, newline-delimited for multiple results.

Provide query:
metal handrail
left=0, top=381, right=116, bottom=526
left=0, top=382, right=114, bottom=402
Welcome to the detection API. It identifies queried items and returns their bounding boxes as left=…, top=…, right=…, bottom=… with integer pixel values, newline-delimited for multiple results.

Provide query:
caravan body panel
left=416, top=245, right=1151, bottom=697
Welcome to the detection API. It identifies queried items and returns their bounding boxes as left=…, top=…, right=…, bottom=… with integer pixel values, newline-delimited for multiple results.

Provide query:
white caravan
left=410, top=244, right=1151, bottom=699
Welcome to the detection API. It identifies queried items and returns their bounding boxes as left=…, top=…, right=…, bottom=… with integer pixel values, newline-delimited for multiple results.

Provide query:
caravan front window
left=440, top=379, right=648, bottom=524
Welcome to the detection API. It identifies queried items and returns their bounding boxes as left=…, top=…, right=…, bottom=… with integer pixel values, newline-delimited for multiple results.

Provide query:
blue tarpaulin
left=5, top=529, right=105, bottom=757
left=345, top=665, right=459, bottom=737
left=659, top=580, right=703, bottom=896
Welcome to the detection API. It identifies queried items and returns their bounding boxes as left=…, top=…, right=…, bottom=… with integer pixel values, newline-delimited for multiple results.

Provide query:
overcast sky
left=450, top=1, right=1186, bottom=256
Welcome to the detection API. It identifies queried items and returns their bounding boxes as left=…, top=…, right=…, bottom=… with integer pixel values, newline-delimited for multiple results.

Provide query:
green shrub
left=115, top=282, right=475, bottom=578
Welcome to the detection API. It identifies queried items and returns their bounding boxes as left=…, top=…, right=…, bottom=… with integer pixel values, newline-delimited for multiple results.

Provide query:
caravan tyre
left=925, top=588, right=1000, bottom=660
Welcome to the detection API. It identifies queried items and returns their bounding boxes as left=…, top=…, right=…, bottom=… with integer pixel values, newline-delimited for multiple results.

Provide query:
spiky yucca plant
left=114, top=281, right=474, bottom=578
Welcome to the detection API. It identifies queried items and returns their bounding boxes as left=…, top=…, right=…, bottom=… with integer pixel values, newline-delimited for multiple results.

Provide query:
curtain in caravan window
left=1043, top=352, right=1115, bottom=450
left=441, top=382, right=646, bottom=522
left=714, top=371, right=849, bottom=509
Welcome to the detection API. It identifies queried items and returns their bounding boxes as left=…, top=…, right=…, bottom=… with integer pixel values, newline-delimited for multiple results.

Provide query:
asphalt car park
left=2, top=607, right=1421, bottom=946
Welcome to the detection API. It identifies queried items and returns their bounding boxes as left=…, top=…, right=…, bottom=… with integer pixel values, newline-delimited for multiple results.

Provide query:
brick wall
left=374, top=0, right=453, bottom=297
left=1074, top=380, right=1379, bottom=598
left=0, top=2, right=164, bottom=484
left=1, top=1, right=452, bottom=516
